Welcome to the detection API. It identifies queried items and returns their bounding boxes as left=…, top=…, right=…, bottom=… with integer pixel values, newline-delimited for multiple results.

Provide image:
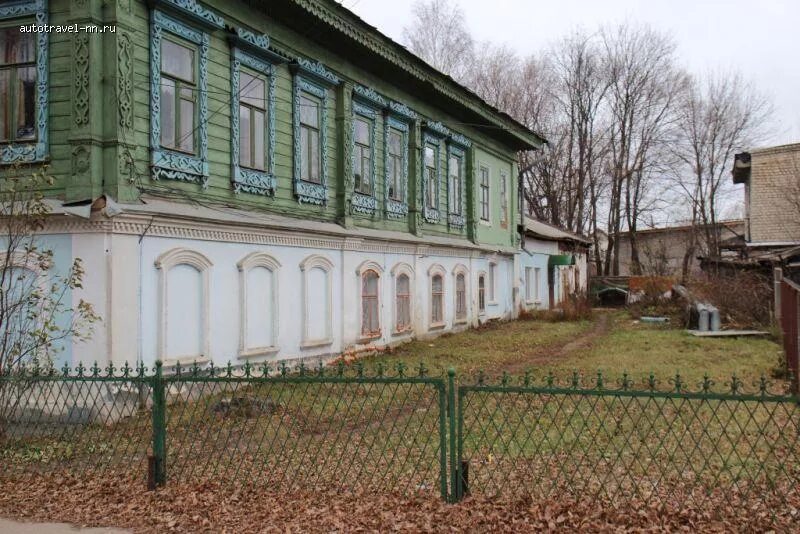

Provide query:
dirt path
left=500, top=311, right=613, bottom=374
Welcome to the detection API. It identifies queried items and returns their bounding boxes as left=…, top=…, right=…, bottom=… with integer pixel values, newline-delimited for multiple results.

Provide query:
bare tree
left=601, top=24, right=688, bottom=275
left=0, top=167, right=98, bottom=375
left=673, top=71, right=773, bottom=268
left=402, top=0, right=475, bottom=83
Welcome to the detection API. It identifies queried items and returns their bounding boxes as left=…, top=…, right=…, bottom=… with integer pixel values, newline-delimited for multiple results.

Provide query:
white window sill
left=487, top=300, right=498, bottom=306
left=454, top=318, right=468, bottom=325
left=238, top=346, right=280, bottom=360
left=357, top=333, right=382, bottom=344
left=429, top=322, right=446, bottom=331
left=162, top=355, right=210, bottom=370
left=479, top=219, right=492, bottom=227
left=300, top=338, right=333, bottom=349
left=392, top=328, right=413, bottom=337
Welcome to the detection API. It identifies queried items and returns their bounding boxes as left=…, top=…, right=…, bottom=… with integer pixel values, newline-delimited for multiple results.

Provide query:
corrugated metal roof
left=523, top=217, right=592, bottom=245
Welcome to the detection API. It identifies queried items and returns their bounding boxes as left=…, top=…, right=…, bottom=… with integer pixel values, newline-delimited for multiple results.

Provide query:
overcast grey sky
left=342, top=0, right=799, bottom=146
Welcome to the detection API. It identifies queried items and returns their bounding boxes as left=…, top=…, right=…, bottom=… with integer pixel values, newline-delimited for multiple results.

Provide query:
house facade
left=0, top=0, right=543, bottom=369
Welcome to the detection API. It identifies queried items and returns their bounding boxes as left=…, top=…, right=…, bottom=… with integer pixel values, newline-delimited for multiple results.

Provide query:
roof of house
left=616, top=219, right=745, bottom=238
left=522, top=217, right=592, bottom=245
left=257, top=0, right=545, bottom=151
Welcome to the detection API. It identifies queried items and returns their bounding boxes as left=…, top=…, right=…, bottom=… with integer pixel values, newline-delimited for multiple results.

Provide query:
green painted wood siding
left=18, top=0, right=522, bottom=249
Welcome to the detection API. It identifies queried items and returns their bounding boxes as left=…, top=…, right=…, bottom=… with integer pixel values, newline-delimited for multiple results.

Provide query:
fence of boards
left=1, top=360, right=798, bottom=526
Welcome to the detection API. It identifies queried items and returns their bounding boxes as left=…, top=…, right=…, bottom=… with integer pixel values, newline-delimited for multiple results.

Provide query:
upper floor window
left=0, top=27, right=36, bottom=145
left=449, top=155, right=462, bottom=216
left=353, top=116, right=373, bottom=195
left=387, top=128, right=405, bottom=201
left=299, top=94, right=321, bottom=184
left=0, top=0, right=48, bottom=166
left=500, top=171, right=509, bottom=226
left=238, top=71, right=267, bottom=171
left=480, top=166, right=490, bottom=222
left=425, top=145, right=437, bottom=210
left=160, top=38, right=196, bottom=154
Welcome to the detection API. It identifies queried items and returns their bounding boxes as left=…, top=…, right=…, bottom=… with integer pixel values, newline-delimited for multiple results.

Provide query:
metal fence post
left=151, top=360, right=167, bottom=487
left=447, top=368, right=457, bottom=503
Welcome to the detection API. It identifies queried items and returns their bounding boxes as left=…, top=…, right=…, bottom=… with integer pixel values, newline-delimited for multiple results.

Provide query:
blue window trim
left=351, top=87, right=382, bottom=215
left=149, top=8, right=214, bottom=187
left=421, top=121, right=449, bottom=224
left=0, top=0, right=48, bottom=165
left=446, top=133, right=471, bottom=228
left=229, top=28, right=282, bottom=197
left=290, top=59, right=340, bottom=206
left=385, top=101, right=417, bottom=219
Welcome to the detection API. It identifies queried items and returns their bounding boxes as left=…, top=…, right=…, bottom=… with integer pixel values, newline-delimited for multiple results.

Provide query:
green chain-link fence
left=1, top=361, right=798, bottom=524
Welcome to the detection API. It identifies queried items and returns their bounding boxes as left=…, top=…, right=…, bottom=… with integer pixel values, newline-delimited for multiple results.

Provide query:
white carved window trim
left=428, top=264, right=446, bottom=330
left=154, top=248, right=212, bottom=367
left=356, top=260, right=383, bottom=341
left=299, top=254, right=334, bottom=348
left=237, top=252, right=280, bottom=359
left=452, top=264, right=469, bottom=324
left=390, top=262, right=415, bottom=336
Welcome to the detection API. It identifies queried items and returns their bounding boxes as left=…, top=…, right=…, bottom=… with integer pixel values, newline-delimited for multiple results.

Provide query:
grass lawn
left=367, top=310, right=785, bottom=387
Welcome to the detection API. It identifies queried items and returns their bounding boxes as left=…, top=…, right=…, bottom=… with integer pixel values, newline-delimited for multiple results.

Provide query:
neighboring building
left=519, top=218, right=591, bottom=311
left=0, top=0, right=544, bottom=369
left=615, top=220, right=745, bottom=277
left=733, top=143, right=800, bottom=247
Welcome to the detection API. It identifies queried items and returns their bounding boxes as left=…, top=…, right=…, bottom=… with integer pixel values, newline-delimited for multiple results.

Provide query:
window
left=238, top=71, right=267, bottom=171
left=455, top=273, right=466, bottom=321
left=535, top=267, right=541, bottom=301
left=0, top=1, right=48, bottom=164
left=150, top=5, right=218, bottom=186
left=230, top=31, right=279, bottom=197
left=431, top=274, right=444, bottom=326
left=353, top=117, right=373, bottom=195
left=480, top=166, right=490, bottom=222
left=300, top=254, right=334, bottom=348
left=449, top=155, right=462, bottom=215
left=478, top=275, right=486, bottom=314
left=425, top=145, right=437, bottom=209
left=361, top=270, right=380, bottom=337
left=488, top=262, right=497, bottom=303
left=160, top=38, right=196, bottom=153
left=500, top=172, right=508, bottom=226
left=525, top=267, right=533, bottom=302
left=395, top=273, right=411, bottom=332
left=237, top=252, right=280, bottom=358
left=299, top=94, right=321, bottom=184
left=387, top=128, right=404, bottom=201
left=0, top=27, right=36, bottom=145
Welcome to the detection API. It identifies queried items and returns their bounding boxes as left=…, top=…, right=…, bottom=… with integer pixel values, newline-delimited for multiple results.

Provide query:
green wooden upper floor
left=0, top=0, right=544, bottom=249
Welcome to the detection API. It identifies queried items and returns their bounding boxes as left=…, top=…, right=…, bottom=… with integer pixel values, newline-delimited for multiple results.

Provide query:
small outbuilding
left=518, top=218, right=592, bottom=311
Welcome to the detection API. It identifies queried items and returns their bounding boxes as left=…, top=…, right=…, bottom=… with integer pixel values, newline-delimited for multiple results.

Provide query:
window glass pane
left=240, top=72, right=265, bottom=109
left=178, top=97, right=194, bottom=152
left=361, top=152, right=371, bottom=194
left=161, top=39, right=194, bottom=82
left=300, top=95, right=319, bottom=127
left=310, top=130, right=320, bottom=183
left=239, top=105, right=251, bottom=167
left=15, top=66, right=36, bottom=141
left=1, top=28, right=35, bottom=66
left=354, top=118, right=370, bottom=145
left=432, top=275, right=442, bottom=293
left=389, top=130, right=402, bottom=155
left=425, top=145, right=435, bottom=168
left=160, top=78, right=175, bottom=148
left=300, top=126, right=309, bottom=180
left=353, top=148, right=363, bottom=191
left=253, top=109, right=265, bottom=170
left=0, top=69, right=8, bottom=141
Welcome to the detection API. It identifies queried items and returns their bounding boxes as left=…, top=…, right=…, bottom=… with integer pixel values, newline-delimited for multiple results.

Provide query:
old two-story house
left=0, top=0, right=544, bottom=369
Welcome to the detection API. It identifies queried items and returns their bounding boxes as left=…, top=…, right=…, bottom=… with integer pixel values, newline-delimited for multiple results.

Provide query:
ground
left=1, top=311, right=795, bottom=533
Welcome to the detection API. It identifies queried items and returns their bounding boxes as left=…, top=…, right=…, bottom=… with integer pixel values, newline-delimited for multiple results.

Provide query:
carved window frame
left=237, top=252, right=281, bottom=360
left=421, top=121, right=449, bottom=224
left=446, top=144, right=466, bottom=229
left=291, top=59, right=340, bottom=206
left=390, top=262, right=415, bottom=335
left=229, top=28, right=282, bottom=197
left=351, top=101, right=378, bottom=215
left=299, top=253, right=334, bottom=348
left=356, top=260, right=383, bottom=340
left=384, top=100, right=416, bottom=219
left=154, top=247, right=213, bottom=366
left=149, top=0, right=223, bottom=188
left=452, top=263, right=469, bottom=324
left=0, top=0, right=48, bottom=164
